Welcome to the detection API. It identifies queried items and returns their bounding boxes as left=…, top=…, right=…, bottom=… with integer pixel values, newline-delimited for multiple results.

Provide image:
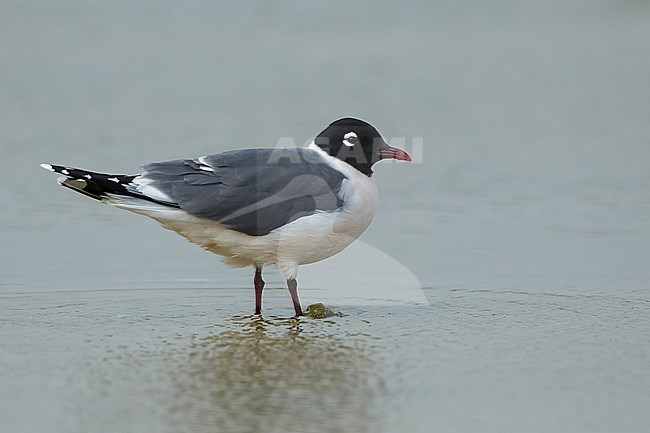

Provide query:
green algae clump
left=304, top=303, right=342, bottom=319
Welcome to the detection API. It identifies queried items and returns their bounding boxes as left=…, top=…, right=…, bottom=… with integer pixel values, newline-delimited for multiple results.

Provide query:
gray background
left=1, top=1, right=649, bottom=432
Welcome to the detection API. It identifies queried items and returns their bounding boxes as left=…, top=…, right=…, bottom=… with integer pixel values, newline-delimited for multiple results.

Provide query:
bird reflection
left=166, top=315, right=380, bottom=433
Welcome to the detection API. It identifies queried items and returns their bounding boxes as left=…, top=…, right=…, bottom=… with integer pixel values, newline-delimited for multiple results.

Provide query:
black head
left=314, top=118, right=411, bottom=176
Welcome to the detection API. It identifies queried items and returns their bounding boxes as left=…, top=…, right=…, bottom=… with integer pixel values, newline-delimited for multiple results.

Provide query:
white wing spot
left=61, top=169, right=69, bottom=175
left=108, top=177, right=120, bottom=183
left=133, top=177, right=174, bottom=202
left=84, top=174, right=92, bottom=179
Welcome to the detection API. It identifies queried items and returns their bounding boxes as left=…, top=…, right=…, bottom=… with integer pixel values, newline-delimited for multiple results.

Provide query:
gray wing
left=135, top=148, right=346, bottom=236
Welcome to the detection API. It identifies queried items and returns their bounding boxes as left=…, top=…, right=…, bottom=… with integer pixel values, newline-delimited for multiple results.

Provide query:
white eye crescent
left=342, top=132, right=359, bottom=147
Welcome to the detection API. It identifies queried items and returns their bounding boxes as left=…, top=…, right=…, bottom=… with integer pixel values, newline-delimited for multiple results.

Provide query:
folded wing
left=132, top=148, right=346, bottom=236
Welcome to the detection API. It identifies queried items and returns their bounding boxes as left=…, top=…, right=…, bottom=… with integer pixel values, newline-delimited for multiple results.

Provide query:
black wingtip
left=41, top=163, right=72, bottom=175
left=41, top=163, right=180, bottom=208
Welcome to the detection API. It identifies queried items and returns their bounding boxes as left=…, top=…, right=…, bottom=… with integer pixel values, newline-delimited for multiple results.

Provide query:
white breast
left=264, top=143, right=379, bottom=271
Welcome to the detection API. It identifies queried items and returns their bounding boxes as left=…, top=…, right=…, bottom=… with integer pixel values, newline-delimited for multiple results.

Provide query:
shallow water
left=2, top=1, right=650, bottom=432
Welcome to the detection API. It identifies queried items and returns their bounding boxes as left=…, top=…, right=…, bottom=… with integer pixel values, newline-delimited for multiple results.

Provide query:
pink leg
left=287, top=278, right=303, bottom=317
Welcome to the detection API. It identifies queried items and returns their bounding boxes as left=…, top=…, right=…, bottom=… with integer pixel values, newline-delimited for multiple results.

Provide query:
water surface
left=1, top=1, right=649, bottom=432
